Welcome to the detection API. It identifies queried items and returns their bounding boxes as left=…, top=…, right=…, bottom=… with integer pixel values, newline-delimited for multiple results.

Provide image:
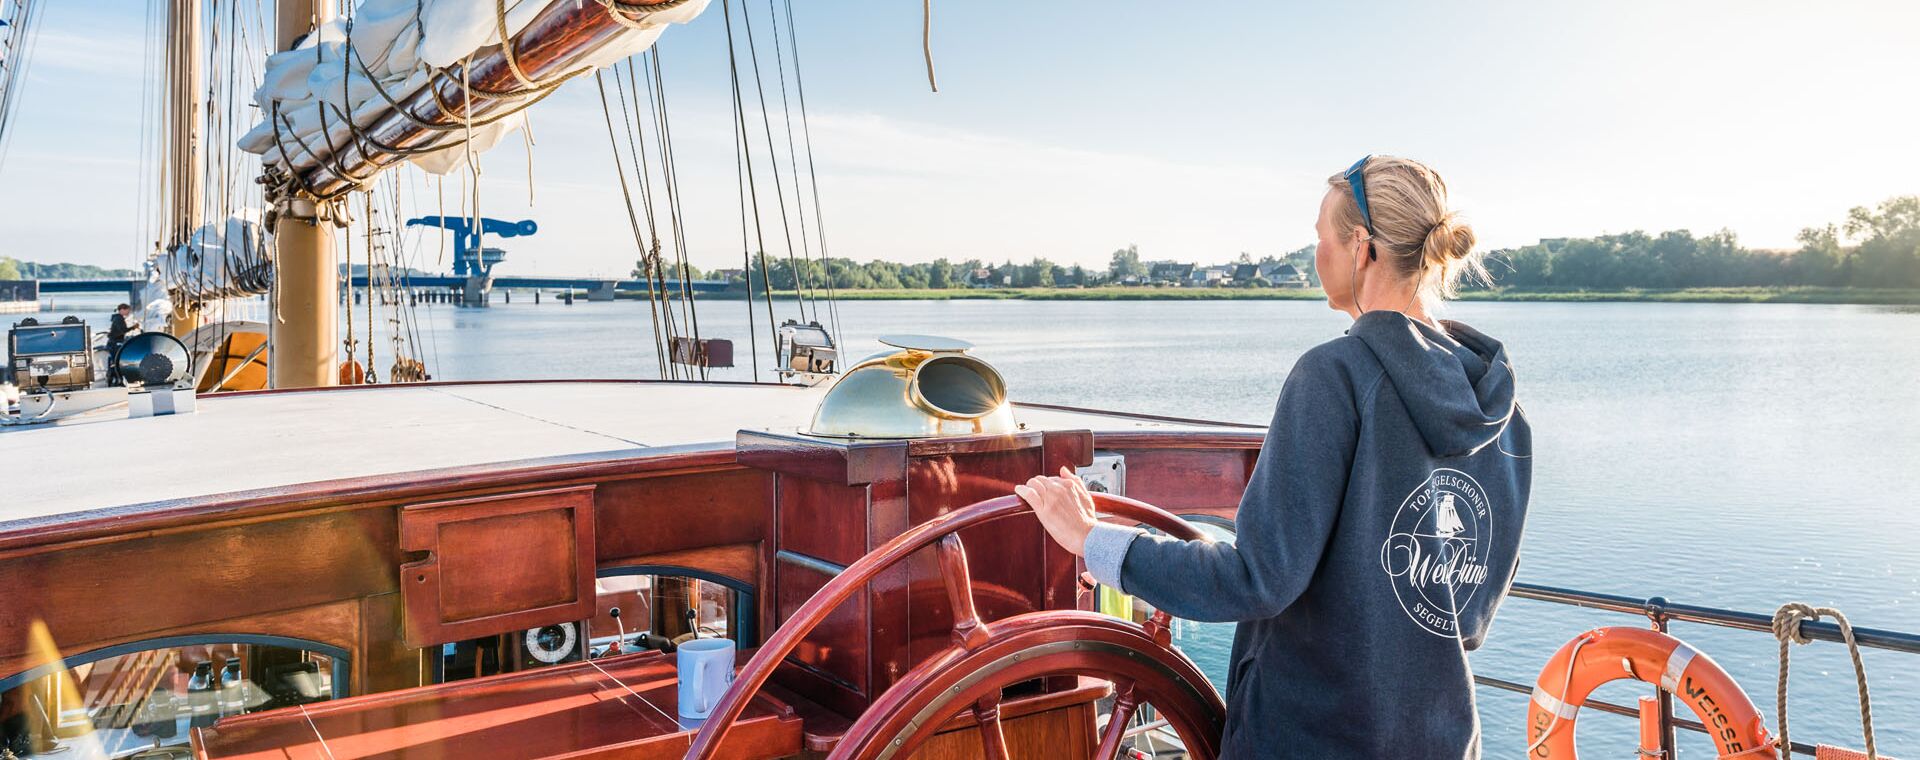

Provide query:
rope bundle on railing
left=1772, top=602, right=1879, bottom=759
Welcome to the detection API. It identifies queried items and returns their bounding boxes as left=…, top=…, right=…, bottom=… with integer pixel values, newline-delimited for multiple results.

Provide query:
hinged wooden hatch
left=398, top=485, right=597, bottom=647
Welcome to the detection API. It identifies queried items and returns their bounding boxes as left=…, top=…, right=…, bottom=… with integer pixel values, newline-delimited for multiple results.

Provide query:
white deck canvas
left=0, top=381, right=1248, bottom=522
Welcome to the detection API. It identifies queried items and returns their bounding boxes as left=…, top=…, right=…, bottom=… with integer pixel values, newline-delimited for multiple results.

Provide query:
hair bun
left=1422, top=211, right=1476, bottom=267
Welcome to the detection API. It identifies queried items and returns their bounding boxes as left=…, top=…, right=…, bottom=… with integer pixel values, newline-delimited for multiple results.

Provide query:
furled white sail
left=237, top=0, right=709, bottom=178
left=152, top=211, right=275, bottom=303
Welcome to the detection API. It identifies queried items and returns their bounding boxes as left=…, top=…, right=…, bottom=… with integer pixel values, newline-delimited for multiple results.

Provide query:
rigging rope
left=722, top=0, right=781, bottom=375
left=640, top=50, right=706, bottom=379
left=737, top=0, right=816, bottom=323
left=595, top=69, right=670, bottom=379
left=342, top=191, right=357, bottom=382
left=772, top=0, right=840, bottom=349
left=609, top=60, right=679, bottom=379
left=363, top=190, right=378, bottom=382
left=764, top=0, right=815, bottom=325
left=1771, top=603, right=1879, bottom=759
left=0, top=0, right=45, bottom=178
left=493, top=0, right=563, bottom=92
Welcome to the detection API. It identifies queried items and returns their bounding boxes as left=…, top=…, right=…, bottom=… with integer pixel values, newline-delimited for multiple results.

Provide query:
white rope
left=1526, top=635, right=1591, bottom=755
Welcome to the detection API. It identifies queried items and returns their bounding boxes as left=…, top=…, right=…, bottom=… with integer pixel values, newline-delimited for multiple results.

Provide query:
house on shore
left=1147, top=262, right=1193, bottom=286
left=1191, top=266, right=1232, bottom=287
left=1259, top=262, right=1311, bottom=288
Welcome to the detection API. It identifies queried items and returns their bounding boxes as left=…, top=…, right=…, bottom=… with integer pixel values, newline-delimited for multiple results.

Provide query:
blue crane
left=405, top=216, right=538, bottom=277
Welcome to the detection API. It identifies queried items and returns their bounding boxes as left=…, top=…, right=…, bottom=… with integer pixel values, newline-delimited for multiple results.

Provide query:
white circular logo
left=1378, top=468, right=1494, bottom=638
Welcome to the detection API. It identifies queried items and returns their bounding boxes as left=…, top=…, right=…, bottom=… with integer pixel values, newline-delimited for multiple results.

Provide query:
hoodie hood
left=1348, top=310, right=1516, bottom=457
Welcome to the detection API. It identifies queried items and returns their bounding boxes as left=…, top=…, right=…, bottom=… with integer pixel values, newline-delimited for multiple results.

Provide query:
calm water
left=35, top=295, right=1920, bottom=756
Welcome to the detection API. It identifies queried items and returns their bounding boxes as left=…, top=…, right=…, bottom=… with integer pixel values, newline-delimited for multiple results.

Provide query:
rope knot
left=1772, top=602, right=1823, bottom=646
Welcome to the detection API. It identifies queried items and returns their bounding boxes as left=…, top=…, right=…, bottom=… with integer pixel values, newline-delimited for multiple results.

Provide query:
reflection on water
left=32, top=295, right=1920, bottom=757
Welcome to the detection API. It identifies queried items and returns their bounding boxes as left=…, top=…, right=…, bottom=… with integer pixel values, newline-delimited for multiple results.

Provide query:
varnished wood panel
left=1040, top=432, right=1093, bottom=616
left=599, top=543, right=759, bottom=587
left=0, top=509, right=396, bottom=668
left=736, top=430, right=909, bottom=486
left=399, top=486, right=596, bottom=646
left=595, top=469, right=770, bottom=558
left=775, top=559, right=867, bottom=702
left=905, top=449, right=1047, bottom=669
left=355, top=594, right=417, bottom=695
left=1108, top=447, right=1257, bottom=512
left=861, top=473, right=911, bottom=707
left=778, top=477, right=868, bottom=567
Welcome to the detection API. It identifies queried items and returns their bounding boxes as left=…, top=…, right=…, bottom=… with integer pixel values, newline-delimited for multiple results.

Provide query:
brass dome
left=807, top=336, right=1017, bottom=439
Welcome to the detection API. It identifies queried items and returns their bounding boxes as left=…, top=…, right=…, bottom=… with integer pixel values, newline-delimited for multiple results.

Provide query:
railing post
left=1645, top=595, right=1678, bottom=757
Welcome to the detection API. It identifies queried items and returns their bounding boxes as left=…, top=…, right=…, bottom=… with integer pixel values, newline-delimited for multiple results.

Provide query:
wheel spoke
left=938, top=534, right=991, bottom=649
left=973, top=691, right=1010, bottom=760
left=1092, top=678, right=1139, bottom=760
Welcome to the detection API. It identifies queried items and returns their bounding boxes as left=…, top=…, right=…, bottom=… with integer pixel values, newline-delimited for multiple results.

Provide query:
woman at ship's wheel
left=1020, top=155, right=1535, bottom=759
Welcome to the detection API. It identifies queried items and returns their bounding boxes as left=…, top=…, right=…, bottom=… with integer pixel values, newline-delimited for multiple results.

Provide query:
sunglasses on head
left=1344, top=155, right=1378, bottom=261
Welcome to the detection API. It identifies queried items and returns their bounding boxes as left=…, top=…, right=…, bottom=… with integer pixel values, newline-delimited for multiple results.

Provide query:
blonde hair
left=1326, top=155, right=1485, bottom=300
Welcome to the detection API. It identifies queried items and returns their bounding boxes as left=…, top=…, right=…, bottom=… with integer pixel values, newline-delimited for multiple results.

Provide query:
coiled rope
left=1771, top=602, right=1878, bottom=759
left=597, top=0, right=699, bottom=30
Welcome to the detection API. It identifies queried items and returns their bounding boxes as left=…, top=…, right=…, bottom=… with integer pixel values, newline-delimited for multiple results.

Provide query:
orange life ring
left=1528, top=626, right=1775, bottom=758
left=338, top=359, right=366, bottom=386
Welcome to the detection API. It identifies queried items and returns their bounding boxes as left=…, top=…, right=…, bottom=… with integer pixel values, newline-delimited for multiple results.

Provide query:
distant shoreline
left=662, top=286, right=1920, bottom=305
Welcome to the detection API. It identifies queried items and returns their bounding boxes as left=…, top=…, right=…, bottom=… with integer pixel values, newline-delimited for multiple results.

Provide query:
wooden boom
left=284, top=0, right=688, bottom=201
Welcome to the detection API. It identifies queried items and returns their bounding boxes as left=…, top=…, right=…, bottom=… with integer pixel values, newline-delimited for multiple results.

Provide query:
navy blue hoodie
left=1084, top=310, right=1532, bottom=758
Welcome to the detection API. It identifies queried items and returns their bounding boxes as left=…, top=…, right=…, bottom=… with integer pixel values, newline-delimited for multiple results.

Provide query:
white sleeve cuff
left=1083, top=522, right=1143, bottom=594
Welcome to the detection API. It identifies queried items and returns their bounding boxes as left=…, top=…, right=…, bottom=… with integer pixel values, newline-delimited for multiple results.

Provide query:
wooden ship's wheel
left=688, top=493, right=1227, bottom=760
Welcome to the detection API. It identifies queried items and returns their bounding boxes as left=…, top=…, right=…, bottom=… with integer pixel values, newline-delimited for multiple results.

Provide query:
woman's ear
left=1350, top=226, right=1374, bottom=270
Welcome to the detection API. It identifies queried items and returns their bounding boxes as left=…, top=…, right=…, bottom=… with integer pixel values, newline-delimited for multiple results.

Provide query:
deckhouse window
left=0, top=636, right=347, bottom=758
left=589, top=567, right=754, bottom=656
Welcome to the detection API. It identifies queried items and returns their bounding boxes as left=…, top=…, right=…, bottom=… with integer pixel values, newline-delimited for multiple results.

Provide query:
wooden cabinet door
left=399, top=486, right=597, bottom=647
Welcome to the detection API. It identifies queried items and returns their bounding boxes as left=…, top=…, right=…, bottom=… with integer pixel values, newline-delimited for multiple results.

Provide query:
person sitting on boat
left=105, top=303, right=140, bottom=385
left=1018, top=155, right=1532, bottom=758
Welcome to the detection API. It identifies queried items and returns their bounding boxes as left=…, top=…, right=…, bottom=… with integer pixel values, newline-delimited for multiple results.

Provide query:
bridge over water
left=31, top=276, right=731, bottom=305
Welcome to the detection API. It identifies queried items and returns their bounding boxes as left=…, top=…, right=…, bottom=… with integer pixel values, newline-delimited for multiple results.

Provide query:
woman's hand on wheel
left=1015, top=466, right=1099, bottom=557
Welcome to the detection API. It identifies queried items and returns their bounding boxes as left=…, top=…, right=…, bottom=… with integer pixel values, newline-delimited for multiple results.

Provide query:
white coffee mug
left=677, top=637, right=736, bottom=720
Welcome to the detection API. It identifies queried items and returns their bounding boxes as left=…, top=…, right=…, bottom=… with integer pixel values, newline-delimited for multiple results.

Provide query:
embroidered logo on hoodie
left=1379, top=468, right=1494, bottom=637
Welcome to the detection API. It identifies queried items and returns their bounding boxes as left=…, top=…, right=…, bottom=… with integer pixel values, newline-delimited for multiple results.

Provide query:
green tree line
left=713, top=245, right=1316, bottom=292
left=733, top=256, right=1103, bottom=291
left=677, top=195, right=1920, bottom=293
left=1482, top=196, right=1920, bottom=290
left=0, top=257, right=139, bottom=281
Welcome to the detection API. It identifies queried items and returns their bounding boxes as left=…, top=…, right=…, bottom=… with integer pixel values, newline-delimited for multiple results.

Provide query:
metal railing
left=1479, top=581, right=1920, bottom=756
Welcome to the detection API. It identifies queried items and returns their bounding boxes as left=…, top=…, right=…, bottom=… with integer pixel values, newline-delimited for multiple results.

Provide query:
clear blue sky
left=3, top=0, right=1917, bottom=276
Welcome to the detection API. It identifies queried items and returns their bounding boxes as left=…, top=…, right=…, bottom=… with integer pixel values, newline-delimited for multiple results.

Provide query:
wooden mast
left=269, top=0, right=337, bottom=389
left=164, top=0, right=202, bottom=337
